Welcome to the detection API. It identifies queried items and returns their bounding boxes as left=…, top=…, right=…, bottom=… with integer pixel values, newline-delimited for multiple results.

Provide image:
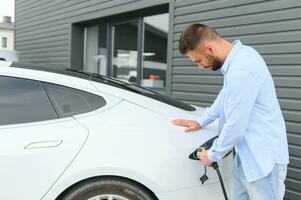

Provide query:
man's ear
left=205, top=43, right=214, bottom=55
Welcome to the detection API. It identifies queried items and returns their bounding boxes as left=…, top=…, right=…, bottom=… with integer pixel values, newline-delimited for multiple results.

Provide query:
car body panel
left=0, top=118, right=88, bottom=200
left=43, top=100, right=233, bottom=200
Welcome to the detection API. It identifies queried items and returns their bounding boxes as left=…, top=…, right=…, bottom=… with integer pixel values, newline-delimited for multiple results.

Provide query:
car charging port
left=189, top=136, right=230, bottom=200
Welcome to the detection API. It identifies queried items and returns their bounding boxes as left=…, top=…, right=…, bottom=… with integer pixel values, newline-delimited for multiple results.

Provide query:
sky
left=0, top=0, right=15, bottom=22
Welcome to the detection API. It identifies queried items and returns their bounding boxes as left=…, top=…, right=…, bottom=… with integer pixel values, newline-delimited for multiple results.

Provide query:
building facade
left=0, top=16, right=14, bottom=50
left=15, top=0, right=301, bottom=199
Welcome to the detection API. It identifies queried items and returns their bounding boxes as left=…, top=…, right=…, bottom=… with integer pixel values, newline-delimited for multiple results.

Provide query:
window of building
left=0, top=76, right=58, bottom=125
left=79, top=6, right=169, bottom=92
left=142, top=13, right=168, bottom=89
left=42, top=83, right=106, bottom=117
left=83, top=23, right=108, bottom=75
left=112, top=20, right=139, bottom=83
left=2, top=37, right=7, bottom=48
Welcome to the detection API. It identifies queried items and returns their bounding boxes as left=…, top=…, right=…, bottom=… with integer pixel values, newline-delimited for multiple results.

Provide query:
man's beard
left=206, top=54, right=223, bottom=71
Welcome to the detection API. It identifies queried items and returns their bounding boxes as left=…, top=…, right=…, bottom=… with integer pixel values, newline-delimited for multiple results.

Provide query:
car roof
left=10, top=62, right=92, bottom=80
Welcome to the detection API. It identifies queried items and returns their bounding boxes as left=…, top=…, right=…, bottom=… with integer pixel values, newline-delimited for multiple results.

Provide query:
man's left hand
left=197, top=148, right=213, bottom=167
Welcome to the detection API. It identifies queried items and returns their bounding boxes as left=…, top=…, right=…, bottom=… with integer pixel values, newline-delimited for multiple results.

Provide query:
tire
left=60, top=177, right=156, bottom=200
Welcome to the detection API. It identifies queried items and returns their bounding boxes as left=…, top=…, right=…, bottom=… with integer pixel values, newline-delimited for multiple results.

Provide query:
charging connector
left=189, top=136, right=230, bottom=200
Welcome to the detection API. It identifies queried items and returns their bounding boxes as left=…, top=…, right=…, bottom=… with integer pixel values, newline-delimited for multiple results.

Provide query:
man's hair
left=179, top=23, right=221, bottom=55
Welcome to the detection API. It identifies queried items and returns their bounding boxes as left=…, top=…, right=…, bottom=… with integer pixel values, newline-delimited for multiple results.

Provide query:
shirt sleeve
left=208, top=70, right=260, bottom=162
left=198, top=89, right=223, bottom=128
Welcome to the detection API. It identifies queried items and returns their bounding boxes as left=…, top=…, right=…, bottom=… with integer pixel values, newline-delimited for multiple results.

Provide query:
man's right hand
left=171, top=119, right=201, bottom=132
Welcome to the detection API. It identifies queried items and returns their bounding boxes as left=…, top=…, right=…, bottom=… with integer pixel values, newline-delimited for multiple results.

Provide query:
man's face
left=186, top=50, right=222, bottom=71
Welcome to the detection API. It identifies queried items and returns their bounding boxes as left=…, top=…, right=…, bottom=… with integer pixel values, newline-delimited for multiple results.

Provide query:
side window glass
left=42, top=83, right=106, bottom=117
left=0, top=76, right=58, bottom=125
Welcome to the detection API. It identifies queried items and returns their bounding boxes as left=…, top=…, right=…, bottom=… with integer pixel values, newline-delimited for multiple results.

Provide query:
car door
left=0, top=76, right=93, bottom=200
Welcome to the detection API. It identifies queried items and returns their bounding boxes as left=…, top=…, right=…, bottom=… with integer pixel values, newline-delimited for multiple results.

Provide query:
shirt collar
left=221, top=40, right=243, bottom=75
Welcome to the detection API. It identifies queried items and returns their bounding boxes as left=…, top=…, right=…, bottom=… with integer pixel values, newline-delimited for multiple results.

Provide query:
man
left=172, top=24, right=289, bottom=200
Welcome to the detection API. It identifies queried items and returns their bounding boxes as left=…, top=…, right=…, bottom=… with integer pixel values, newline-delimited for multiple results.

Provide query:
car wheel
left=60, top=177, right=156, bottom=200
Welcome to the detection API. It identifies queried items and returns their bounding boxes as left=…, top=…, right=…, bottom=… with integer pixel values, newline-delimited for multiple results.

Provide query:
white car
left=0, top=61, right=232, bottom=200
left=0, top=49, right=19, bottom=61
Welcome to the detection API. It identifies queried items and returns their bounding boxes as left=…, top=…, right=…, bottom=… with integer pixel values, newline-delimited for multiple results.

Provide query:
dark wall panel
left=172, top=1, right=301, bottom=199
left=15, top=0, right=140, bottom=66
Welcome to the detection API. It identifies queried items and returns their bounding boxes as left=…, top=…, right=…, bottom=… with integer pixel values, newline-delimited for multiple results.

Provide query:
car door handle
left=24, top=140, right=63, bottom=149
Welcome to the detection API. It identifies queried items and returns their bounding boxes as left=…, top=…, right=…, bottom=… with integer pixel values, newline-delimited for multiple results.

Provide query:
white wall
left=0, top=28, right=14, bottom=50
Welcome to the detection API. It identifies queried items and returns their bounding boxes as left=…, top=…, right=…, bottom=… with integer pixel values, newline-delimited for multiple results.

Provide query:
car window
left=42, top=83, right=106, bottom=117
left=0, top=76, right=58, bottom=125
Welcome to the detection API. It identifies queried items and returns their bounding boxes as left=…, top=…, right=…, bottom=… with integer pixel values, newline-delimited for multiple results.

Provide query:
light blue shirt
left=199, top=40, right=289, bottom=182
